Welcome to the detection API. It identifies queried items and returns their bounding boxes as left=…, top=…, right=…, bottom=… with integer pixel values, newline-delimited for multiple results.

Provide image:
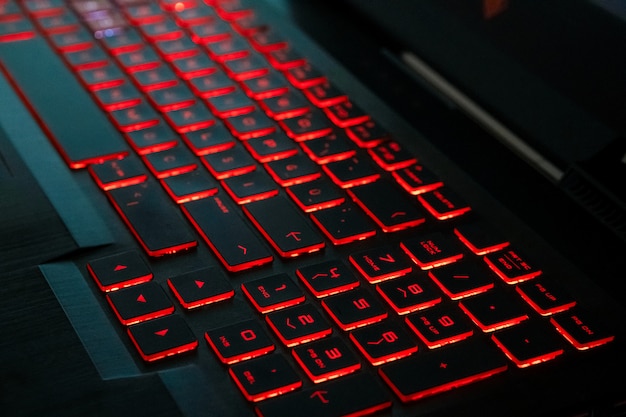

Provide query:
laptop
left=1, top=0, right=625, bottom=416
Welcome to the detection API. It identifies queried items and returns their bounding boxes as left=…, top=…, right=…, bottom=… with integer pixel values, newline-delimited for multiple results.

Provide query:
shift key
left=108, top=181, right=197, bottom=257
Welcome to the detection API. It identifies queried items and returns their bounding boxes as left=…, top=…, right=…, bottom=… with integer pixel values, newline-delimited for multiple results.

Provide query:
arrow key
left=106, top=281, right=175, bottom=325
left=127, top=314, right=198, bottom=362
left=241, top=273, right=305, bottom=314
left=87, top=250, right=153, bottom=292
left=167, top=267, right=235, bottom=309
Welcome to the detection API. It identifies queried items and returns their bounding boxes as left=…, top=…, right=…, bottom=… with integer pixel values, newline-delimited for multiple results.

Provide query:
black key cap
left=483, top=248, right=542, bottom=284
left=161, top=168, right=219, bottom=203
left=418, top=187, right=471, bottom=220
left=292, top=336, right=361, bottom=383
left=264, top=153, right=321, bottom=187
left=167, top=267, right=234, bottom=309
left=311, top=202, right=377, bottom=245
left=205, top=319, right=275, bottom=364
left=286, top=176, right=346, bottom=212
left=127, top=314, right=198, bottom=362
left=458, top=290, right=530, bottom=332
left=0, top=36, right=128, bottom=167
left=368, top=139, right=416, bottom=171
left=296, top=260, right=360, bottom=298
left=241, top=273, right=305, bottom=314
left=453, top=220, right=510, bottom=255
left=221, top=169, right=279, bottom=204
left=229, top=354, right=302, bottom=402
left=265, top=303, right=333, bottom=347
left=549, top=308, right=615, bottom=350
left=242, top=195, right=325, bottom=257
left=379, top=338, right=508, bottom=402
left=491, top=320, right=565, bottom=368
left=255, top=372, right=391, bottom=417
left=516, top=278, right=576, bottom=316
left=376, top=274, right=442, bottom=315
left=391, top=163, right=443, bottom=195
left=321, top=288, right=388, bottom=331
left=106, top=281, right=175, bottom=326
left=347, top=179, right=426, bottom=232
left=427, top=262, right=496, bottom=300
left=349, top=320, right=418, bottom=366
left=182, top=194, right=273, bottom=272
left=107, top=181, right=198, bottom=257
left=349, top=246, right=413, bottom=284
left=405, top=304, right=474, bottom=349
left=87, top=250, right=153, bottom=292
left=400, top=231, right=465, bottom=270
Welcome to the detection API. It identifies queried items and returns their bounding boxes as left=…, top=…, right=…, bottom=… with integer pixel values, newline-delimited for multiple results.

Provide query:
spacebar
left=107, top=181, right=197, bottom=257
left=0, top=36, right=128, bottom=168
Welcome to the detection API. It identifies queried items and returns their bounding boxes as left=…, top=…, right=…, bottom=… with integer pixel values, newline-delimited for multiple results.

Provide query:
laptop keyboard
left=0, top=0, right=618, bottom=416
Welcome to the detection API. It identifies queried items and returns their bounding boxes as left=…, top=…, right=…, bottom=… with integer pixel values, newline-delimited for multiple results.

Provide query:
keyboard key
left=302, top=81, right=347, bottom=107
left=182, top=194, right=273, bottom=272
left=368, top=140, right=417, bottom=171
left=264, top=153, right=321, bottom=187
left=127, top=314, right=198, bottom=362
left=349, top=246, right=413, bottom=284
left=265, top=303, right=333, bottom=347
left=405, top=304, right=475, bottom=349
left=222, top=169, right=279, bottom=204
left=161, top=168, right=219, bottom=203
left=243, top=195, right=326, bottom=257
left=87, top=250, right=153, bottom=292
left=182, top=122, right=236, bottom=155
left=224, top=109, right=277, bottom=140
left=453, top=220, right=510, bottom=255
left=106, top=281, right=175, bottom=326
left=491, top=320, right=565, bottom=368
left=483, top=248, right=542, bottom=284
left=164, top=101, right=216, bottom=132
left=167, top=267, right=234, bottom=309
left=125, top=122, right=179, bottom=155
left=391, top=163, right=443, bottom=195
left=188, top=69, right=237, bottom=97
left=292, top=336, right=361, bottom=383
left=345, top=120, right=389, bottom=148
left=515, top=279, right=576, bottom=316
left=229, top=354, right=302, bottom=402
left=322, top=155, right=380, bottom=188
left=296, top=260, right=360, bottom=298
left=379, top=338, right=508, bottom=402
left=88, top=155, right=148, bottom=190
left=349, top=320, right=418, bottom=366
left=286, top=176, right=346, bottom=212
left=323, top=100, right=370, bottom=128
left=376, top=274, right=442, bottom=315
left=222, top=52, right=269, bottom=81
left=299, top=131, right=357, bottom=164
left=241, top=273, right=305, bottom=314
left=259, top=89, right=310, bottom=120
left=279, top=109, right=334, bottom=141
left=205, top=319, right=275, bottom=364
left=549, top=308, right=615, bottom=350
left=311, top=202, right=377, bottom=245
left=255, top=372, right=391, bottom=417
left=109, top=101, right=161, bottom=132
left=206, top=89, right=256, bottom=118
left=418, top=187, right=471, bottom=220
left=285, top=62, right=326, bottom=88
left=243, top=133, right=299, bottom=163
left=458, top=290, right=530, bottom=332
left=241, top=70, right=290, bottom=99
left=201, top=144, right=257, bottom=179
left=93, top=82, right=143, bottom=111
left=143, top=145, right=198, bottom=178
left=321, top=288, right=388, bottom=331
left=400, top=231, right=465, bottom=270
left=427, top=262, right=496, bottom=300
left=107, top=180, right=198, bottom=256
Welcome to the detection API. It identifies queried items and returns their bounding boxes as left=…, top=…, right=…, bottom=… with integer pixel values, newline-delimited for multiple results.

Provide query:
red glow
left=87, top=264, right=152, bottom=293
left=310, top=214, right=377, bottom=246
left=106, top=296, right=174, bottom=326
left=229, top=369, right=302, bottom=403
left=128, top=330, right=198, bottom=362
left=167, top=280, right=234, bottom=309
left=204, top=333, right=275, bottom=365
left=454, top=228, right=509, bottom=255
left=265, top=317, right=332, bottom=348
left=241, top=285, right=305, bottom=314
left=292, top=349, right=360, bottom=383
left=491, top=334, right=563, bottom=368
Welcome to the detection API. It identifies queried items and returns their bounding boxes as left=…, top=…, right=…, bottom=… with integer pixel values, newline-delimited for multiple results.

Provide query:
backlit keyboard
left=0, top=1, right=618, bottom=416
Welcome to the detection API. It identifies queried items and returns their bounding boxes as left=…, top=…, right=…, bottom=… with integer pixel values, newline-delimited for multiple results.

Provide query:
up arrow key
left=106, top=282, right=175, bottom=325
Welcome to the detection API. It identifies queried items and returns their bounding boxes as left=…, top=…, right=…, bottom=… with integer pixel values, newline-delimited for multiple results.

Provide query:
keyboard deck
left=1, top=1, right=623, bottom=416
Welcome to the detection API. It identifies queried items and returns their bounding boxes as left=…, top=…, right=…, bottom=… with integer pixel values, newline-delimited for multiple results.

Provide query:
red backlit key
left=418, top=187, right=471, bottom=220
left=264, top=153, right=321, bottom=187
left=125, top=122, right=179, bottom=155
left=127, top=314, right=198, bottom=362
left=549, top=308, right=615, bottom=350
left=279, top=109, right=334, bottom=141
left=182, top=194, right=273, bottom=272
left=405, top=304, right=475, bottom=349
left=483, top=248, right=542, bottom=284
left=323, top=100, right=370, bottom=128
left=106, top=281, right=175, bottom=326
left=345, top=120, right=389, bottom=148
left=64, top=44, right=109, bottom=69
left=107, top=181, right=198, bottom=257
left=453, top=220, right=510, bottom=255
left=243, top=195, right=326, bottom=257
left=491, top=320, right=565, bottom=368
left=164, top=102, right=216, bottom=132
left=188, top=69, right=237, bottom=97
left=109, top=101, right=160, bottom=132
left=311, top=202, right=377, bottom=245
left=321, top=288, right=388, bottom=331
left=259, top=89, right=310, bottom=120
left=170, top=53, right=217, bottom=79
left=93, top=82, right=143, bottom=111
left=229, top=354, right=302, bottom=402
left=0, top=18, right=36, bottom=43
left=161, top=168, right=219, bottom=203
left=379, top=338, right=508, bottom=402
left=147, top=84, right=196, bottom=111
left=349, top=320, right=418, bottom=366
left=322, top=155, right=380, bottom=189
left=368, top=140, right=416, bottom=171
left=139, top=17, right=184, bottom=41
left=376, top=274, right=442, bottom=315
left=89, top=155, right=148, bottom=190
left=299, top=131, right=357, bottom=165
left=222, top=169, right=279, bottom=204
left=202, top=144, right=257, bottom=179
left=249, top=28, right=287, bottom=52
left=100, top=27, right=143, bottom=54
left=78, top=62, right=126, bottom=90
left=205, top=35, right=251, bottom=61
left=286, top=176, right=346, bottom=213
left=427, top=262, right=495, bottom=300
left=296, top=260, right=360, bottom=298
left=116, top=45, right=161, bottom=72
left=143, top=145, right=198, bottom=178
left=347, top=179, right=426, bottom=232
left=516, top=278, right=576, bottom=316
left=206, top=89, right=256, bottom=118
left=222, top=52, right=269, bottom=80
left=292, top=336, right=360, bottom=383
left=266, top=46, right=306, bottom=70
left=49, top=26, right=92, bottom=52
left=205, top=319, right=275, bottom=364
left=154, top=36, right=199, bottom=61
left=285, top=62, right=326, bottom=89
left=243, top=132, right=298, bottom=163
left=241, top=273, right=305, bottom=314
left=241, top=70, right=290, bottom=99
left=303, top=81, right=347, bottom=108
left=132, top=65, right=178, bottom=91
left=224, top=109, right=277, bottom=140
left=265, top=303, right=333, bottom=347
left=167, top=267, right=234, bottom=309
left=182, top=123, right=236, bottom=155
left=255, top=372, right=391, bottom=417
left=87, top=250, right=153, bottom=292
left=459, top=290, right=530, bottom=332
left=349, top=246, right=413, bottom=284
left=187, top=19, right=232, bottom=43
left=400, top=231, right=465, bottom=270
left=392, top=164, right=443, bottom=195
